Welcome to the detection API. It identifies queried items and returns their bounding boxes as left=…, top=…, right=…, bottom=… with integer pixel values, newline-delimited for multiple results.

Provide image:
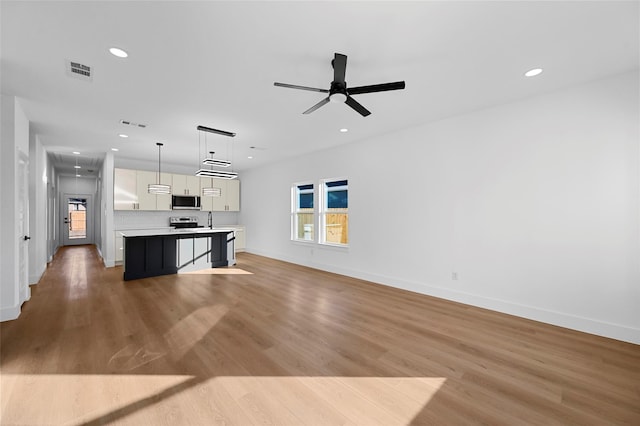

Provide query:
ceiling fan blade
left=348, top=81, right=405, bottom=95
left=333, top=53, right=347, bottom=84
left=345, top=96, right=371, bottom=117
left=274, top=82, right=329, bottom=93
left=303, top=97, right=330, bottom=114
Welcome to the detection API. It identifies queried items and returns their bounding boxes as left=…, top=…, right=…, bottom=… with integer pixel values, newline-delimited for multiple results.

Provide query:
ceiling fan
left=274, top=53, right=405, bottom=117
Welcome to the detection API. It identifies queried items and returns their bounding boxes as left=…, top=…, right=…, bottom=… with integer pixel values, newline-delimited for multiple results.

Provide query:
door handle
left=24, top=236, right=31, bottom=241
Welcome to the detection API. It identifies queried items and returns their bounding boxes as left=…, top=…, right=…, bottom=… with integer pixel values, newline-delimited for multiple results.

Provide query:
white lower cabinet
left=115, top=232, right=124, bottom=263
left=232, top=227, right=245, bottom=252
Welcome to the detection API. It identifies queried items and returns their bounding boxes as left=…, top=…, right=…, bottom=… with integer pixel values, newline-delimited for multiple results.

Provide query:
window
left=292, top=183, right=314, bottom=241
left=320, top=179, right=348, bottom=246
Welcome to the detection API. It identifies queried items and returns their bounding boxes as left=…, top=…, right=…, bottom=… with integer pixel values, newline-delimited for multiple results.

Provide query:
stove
left=170, top=216, right=203, bottom=229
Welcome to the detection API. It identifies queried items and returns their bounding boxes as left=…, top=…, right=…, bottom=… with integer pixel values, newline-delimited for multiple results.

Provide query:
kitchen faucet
left=208, top=211, right=213, bottom=229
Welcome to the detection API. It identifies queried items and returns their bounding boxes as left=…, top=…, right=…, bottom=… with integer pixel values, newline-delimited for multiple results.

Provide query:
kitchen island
left=120, top=228, right=235, bottom=281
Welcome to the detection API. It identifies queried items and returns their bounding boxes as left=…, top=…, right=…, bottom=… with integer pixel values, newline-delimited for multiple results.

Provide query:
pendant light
left=202, top=154, right=222, bottom=197
left=196, top=169, right=238, bottom=179
left=195, top=126, right=238, bottom=182
left=198, top=150, right=238, bottom=179
left=199, top=131, right=219, bottom=197
left=148, top=142, right=171, bottom=194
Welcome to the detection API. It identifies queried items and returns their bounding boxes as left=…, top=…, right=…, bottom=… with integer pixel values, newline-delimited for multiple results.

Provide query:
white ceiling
left=2, top=1, right=638, bottom=177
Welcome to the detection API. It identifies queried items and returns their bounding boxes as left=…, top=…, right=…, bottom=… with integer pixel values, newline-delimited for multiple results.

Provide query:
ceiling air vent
left=66, top=60, right=93, bottom=81
left=120, top=119, right=147, bottom=128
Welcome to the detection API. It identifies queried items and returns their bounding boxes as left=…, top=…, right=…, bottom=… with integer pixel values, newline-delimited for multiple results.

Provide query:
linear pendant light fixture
left=202, top=156, right=231, bottom=168
left=148, top=142, right=171, bottom=194
left=196, top=125, right=236, bottom=138
left=195, top=125, right=238, bottom=180
left=197, top=152, right=238, bottom=180
left=196, top=169, right=238, bottom=179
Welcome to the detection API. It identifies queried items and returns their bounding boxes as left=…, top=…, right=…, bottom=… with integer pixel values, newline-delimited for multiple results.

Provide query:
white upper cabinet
left=200, top=178, right=240, bottom=212
left=136, top=170, right=159, bottom=210
left=225, top=179, right=240, bottom=211
left=114, top=168, right=138, bottom=210
left=172, top=174, right=200, bottom=196
left=114, top=169, right=175, bottom=211
left=156, top=173, right=172, bottom=211
left=114, top=168, right=239, bottom=212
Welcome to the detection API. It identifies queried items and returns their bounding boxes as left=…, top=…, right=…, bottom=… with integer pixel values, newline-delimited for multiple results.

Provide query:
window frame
left=319, top=177, right=349, bottom=247
left=291, top=181, right=316, bottom=243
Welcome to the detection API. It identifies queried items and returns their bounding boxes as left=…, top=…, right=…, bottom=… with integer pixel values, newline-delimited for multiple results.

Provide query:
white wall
left=46, top=156, right=57, bottom=262
left=1, top=95, right=31, bottom=320
left=28, top=132, right=50, bottom=284
left=115, top=157, right=200, bottom=176
left=239, top=71, right=640, bottom=344
left=101, top=152, right=115, bottom=266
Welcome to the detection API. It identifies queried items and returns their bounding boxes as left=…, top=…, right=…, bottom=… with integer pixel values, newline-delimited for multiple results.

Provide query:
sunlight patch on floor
left=181, top=268, right=254, bottom=275
left=0, top=374, right=194, bottom=426
left=0, top=374, right=446, bottom=425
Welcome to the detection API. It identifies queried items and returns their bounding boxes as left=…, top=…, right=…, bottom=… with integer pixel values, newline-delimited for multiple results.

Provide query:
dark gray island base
left=121, top=228, right=235, bottom=281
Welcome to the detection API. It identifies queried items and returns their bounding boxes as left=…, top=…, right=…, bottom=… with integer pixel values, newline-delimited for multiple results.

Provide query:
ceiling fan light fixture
left=330, top=93, right=347, bottom=103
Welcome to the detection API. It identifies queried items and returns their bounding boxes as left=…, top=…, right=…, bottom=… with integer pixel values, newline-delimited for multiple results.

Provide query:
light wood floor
left=1, top=245, right=639, bottom=425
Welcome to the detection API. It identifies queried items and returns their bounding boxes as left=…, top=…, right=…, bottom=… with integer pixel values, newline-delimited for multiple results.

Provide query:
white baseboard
left=0, top=304, right=20, bottom=322
left=29, top=264, right=46, bottom=285
left=246, top=248, right=640, bottom=345
left=103, top=255, right=115, bottom=268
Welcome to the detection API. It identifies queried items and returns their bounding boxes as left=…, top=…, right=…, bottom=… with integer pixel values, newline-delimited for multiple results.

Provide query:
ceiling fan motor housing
left=329, top=81, right=348, bottom=103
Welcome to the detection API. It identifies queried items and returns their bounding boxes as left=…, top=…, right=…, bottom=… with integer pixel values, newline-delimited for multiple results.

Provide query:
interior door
left=62, top=193, right=94, bottom=246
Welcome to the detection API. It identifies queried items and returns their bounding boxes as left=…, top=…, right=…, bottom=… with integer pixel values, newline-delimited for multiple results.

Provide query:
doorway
left=62, top=193, right=94, bottom=246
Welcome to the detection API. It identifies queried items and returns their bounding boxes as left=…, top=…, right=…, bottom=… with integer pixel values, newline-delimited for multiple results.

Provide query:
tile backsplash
left=114, top=210, right=239, bottom=230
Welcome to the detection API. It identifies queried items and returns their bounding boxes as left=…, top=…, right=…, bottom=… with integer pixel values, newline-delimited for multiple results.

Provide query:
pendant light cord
left=156, top=142, right=162, bottom=184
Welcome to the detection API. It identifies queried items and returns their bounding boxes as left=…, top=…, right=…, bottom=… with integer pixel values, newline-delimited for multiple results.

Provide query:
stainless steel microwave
left=172, top=195, right=201, bottom=210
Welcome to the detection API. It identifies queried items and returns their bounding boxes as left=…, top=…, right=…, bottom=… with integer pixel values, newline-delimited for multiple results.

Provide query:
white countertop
left=120, top=227, right=235, bottom=238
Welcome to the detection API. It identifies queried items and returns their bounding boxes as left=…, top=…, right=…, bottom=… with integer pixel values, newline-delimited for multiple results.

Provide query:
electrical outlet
left=452, top=272, right=458, bottom=280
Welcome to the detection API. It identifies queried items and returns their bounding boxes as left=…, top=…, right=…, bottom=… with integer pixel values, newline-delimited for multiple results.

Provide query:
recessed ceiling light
left=72, top=151, right=80, bottom=155
left=76, top=174, right=81, bottom=177
left=118, top=134, right=128, bottom=138
left=524, top=68, right=543, bottom=77
left=247, top=156, right=253, bottom=159
left=340, top=128, right=349, bottom=133
left=111, top=148, right=119, bottom=152
left=74, top=165, right=81, bottom=169
left=109, top=47, right=128, bottom=58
